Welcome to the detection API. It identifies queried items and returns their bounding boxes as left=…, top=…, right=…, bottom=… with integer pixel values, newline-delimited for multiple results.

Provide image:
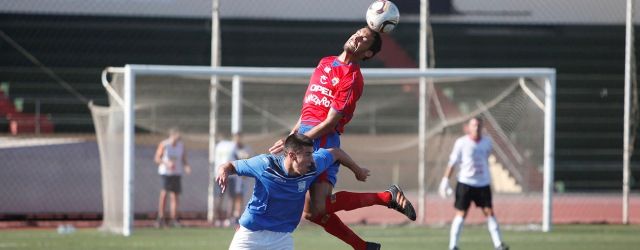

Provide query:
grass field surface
left=1, top=224, right=639, bottom=250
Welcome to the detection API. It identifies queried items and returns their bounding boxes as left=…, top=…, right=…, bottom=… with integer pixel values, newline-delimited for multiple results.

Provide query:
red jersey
left=300, top=56, right=364, bottom=134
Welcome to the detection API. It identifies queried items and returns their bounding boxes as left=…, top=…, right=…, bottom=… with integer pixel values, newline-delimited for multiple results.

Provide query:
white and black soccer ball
left=366, top=0, right=400, bottom=33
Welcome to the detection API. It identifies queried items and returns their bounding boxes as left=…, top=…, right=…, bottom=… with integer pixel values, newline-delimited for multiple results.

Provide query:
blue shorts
left=299, top=124, right=340, bottom=186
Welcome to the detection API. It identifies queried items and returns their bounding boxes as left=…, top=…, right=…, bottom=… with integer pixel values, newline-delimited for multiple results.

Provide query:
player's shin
left=310, top=213, right=367, bottom=250
left=488, top=215, right=503, bottom=248
left=450, top=215, right=465, bottom=250
left=324, top=191, right=391, bottom=214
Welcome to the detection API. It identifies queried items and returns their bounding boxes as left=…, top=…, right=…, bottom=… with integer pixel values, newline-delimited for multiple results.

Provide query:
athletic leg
left=305, top=180, right=367, bottom=250
left=158, top=190, right=167, bottom=219
left=169, top=192, right=178, bottom=220
left=476, top=186, right=506, bottom=249
left=300, top=125, right=374, bottom=249
left=324, top=190, right=390, bottom=213
left=450, top=183, right=472, bottom=250
left=324, top=185, right=416, bottom=221
left=449, top=210, right=466, bottom=250
left=484, top=208, right=504, bottom=248
left=156, top=189, right=167, bottom=227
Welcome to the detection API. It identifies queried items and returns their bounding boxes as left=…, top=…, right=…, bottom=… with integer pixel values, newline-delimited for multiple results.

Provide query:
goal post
left=94, top=64, right=556, bottom=235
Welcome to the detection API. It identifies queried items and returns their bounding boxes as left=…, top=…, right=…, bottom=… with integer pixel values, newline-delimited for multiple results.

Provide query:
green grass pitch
left=1, top=224, right=639, bottom=249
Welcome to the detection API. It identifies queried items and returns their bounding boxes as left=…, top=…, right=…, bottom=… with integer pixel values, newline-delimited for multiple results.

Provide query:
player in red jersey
left=270, top=27, right=416, bottom=250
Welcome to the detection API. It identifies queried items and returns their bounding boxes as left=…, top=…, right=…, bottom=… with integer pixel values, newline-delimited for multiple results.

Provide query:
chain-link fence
left=1, top=0, right=639, bottom=226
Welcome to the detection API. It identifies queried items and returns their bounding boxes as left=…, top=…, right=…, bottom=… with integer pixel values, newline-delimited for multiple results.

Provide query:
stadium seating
left=7, top=112, right=54, bottom=135
left=0, top=89, right=54, bottom=134
left=0, top=90, right=17, bottom=115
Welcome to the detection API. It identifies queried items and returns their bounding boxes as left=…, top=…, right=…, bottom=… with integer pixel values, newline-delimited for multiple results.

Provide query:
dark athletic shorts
left=454, top=182, right=492, bottom=211
left=161, top=175, right=182, bottom=194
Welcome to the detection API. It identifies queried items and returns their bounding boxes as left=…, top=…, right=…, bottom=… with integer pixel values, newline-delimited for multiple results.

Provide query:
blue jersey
left=232, top=148, right=334, bottom=232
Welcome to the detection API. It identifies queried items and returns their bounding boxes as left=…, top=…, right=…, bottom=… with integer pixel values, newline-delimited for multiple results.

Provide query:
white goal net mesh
left=90, top=66, right=552, bottom=233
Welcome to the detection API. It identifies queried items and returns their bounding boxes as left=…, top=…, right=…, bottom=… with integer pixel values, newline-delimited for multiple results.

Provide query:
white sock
left=449, top=215, right=464, bottom=249
left=487, top=215, right=503, bottom=248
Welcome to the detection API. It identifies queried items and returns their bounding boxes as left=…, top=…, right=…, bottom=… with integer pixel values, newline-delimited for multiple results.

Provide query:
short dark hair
left=284, top=134, right=314, bottom=154
left=364, top=28, right=383, bottom=61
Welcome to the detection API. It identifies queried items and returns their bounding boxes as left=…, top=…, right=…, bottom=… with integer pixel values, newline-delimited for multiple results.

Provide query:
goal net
left=91, top=65, right=555, bottom=235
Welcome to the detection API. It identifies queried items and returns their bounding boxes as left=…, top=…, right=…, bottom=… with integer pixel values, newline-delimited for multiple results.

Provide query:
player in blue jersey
left=217, top=134, right=411, bottom=250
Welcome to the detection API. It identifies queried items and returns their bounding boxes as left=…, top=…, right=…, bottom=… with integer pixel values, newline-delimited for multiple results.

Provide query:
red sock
left=311, top=213, right=366, bottom=250
left=325, top=191, right=392, bottom=214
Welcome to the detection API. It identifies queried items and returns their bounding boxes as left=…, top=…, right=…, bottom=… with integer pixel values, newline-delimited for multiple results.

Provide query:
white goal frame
left=102, top=64, right=556, bottom=236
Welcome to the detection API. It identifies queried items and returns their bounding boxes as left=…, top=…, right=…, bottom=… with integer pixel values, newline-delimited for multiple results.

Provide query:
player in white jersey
left=214, top=133, right=253, bottom=227
left=154, top=128, right=191, bottom=228
left=439, top=117, right=509, bottom=250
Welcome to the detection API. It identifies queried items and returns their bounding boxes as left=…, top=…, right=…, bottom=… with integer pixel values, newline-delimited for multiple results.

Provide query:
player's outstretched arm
left=326, top=148, right=370, bottom=182
left=303, top=108, right=342, bottom=140
left=182, top=147, right=191, bottom=175
left=270, top=107, right=341, bottom=154
left=268, top=139, right=285, bottom=154
left=216, top=162, right=237, bottom=194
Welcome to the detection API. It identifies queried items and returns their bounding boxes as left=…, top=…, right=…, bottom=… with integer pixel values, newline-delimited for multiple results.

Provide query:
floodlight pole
left=622, top=0, right=633, bottom=225
left=207, top=0, right=221, bottom=223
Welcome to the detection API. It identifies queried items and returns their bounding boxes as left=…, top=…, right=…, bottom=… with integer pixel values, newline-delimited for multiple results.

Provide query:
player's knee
left=303, top=211, right=315, bottom=221
left=456, top=210, right=468, bottom=218
left=307, top=213, right=331, bottom=225
left=482, top=207, right=494, bottom=216
left=306, top=205, right=326, bottom=220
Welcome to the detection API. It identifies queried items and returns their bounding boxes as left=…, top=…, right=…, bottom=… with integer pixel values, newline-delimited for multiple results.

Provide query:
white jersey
left=215, top=140, right=254, bottom=194
left=215, top=140, right=253, bottom=171
left=448, top=135, right=492, bottom=187
left=158, top=139, right=185, bottom=176
left=215, top=140, right=237, bottom=173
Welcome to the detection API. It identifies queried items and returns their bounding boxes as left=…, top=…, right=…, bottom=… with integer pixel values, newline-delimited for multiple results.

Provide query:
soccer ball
left=366, top=0, right=400, bottom=33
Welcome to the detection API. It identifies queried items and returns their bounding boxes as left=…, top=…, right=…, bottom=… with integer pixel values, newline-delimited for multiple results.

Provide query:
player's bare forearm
left=217, top=162, right=237, bottom=177
left=304, top=109, right=341, bottom=140
left=154, top=143, right=164, bottom=165
left=290, top=118, right=301, bottom=135
left=443, top=165, right=454, bottom=179
left=215, top=162, right=237, bottom=193
left=304, top=123, right=334, bottom=140
left=182, top=150, right=189, bottom=166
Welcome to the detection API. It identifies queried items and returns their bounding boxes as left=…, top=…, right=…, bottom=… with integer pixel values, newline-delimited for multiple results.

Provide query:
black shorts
left=161, top=175, right=182, bottom=194
left=454, top=182, right=492, bottom=211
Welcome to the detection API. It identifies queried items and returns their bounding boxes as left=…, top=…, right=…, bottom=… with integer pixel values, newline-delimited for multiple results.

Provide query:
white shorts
left=229, top=226, right=293, bottom=250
